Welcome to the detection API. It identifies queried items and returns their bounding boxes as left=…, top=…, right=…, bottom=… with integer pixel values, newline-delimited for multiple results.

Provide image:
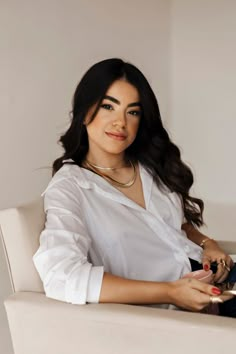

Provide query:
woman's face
left=84, top=79, right=141, bottom=159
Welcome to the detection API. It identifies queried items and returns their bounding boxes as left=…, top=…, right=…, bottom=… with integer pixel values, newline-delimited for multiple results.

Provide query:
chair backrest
left=0, top=198, right=45, bottom=293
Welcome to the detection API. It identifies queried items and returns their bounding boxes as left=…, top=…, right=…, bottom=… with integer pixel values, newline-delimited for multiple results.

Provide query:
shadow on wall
left=201, top=201, right=236, bottom=241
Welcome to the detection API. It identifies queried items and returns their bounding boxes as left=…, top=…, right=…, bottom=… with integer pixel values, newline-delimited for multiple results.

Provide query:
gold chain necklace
left=85, top=160, right=128, bottom=171
left=85, top=160, right=137, bottom=188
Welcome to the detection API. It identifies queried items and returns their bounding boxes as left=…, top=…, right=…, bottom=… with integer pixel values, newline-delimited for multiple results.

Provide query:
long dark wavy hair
left=53, top=58, right=204, bottom=227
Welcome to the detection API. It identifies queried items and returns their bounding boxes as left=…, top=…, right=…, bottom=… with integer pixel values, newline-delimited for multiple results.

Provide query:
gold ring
left=219, top=259, right=226, bottom=268
left=209, top=296, right=223, bottom=304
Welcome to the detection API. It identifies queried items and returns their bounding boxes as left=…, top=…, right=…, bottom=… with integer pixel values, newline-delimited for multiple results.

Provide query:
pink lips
left=105, top=132, right=127, bottom=141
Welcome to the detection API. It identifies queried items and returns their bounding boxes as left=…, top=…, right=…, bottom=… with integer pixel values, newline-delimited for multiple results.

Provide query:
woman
left=33, top=58, right=235, bottom=316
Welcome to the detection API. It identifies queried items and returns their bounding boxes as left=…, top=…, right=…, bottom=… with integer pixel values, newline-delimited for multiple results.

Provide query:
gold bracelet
left=199, top=238, right=214, bottom=249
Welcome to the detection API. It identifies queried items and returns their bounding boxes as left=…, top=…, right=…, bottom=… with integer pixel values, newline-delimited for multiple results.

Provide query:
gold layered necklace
left=85, top=159, right=137, bottom=188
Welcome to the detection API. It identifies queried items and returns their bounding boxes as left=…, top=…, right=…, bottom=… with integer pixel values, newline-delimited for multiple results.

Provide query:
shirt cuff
left=86, top=266, right=104, bottom=303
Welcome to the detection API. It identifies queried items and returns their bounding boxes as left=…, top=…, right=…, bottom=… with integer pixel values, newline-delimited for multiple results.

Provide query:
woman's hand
left=181, top=223, right=234, bottom=283
left=201, top=240, right=234, bottom=283
left=167, top=278, right=221, bottom=311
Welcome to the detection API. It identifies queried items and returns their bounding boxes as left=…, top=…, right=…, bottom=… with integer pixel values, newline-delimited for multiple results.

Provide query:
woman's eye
left=128, top=110, right=141, bottom=116
left=101, top=104, right=113, bottom=110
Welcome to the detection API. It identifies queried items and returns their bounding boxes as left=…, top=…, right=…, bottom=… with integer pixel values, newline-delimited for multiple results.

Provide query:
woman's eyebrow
left=103, top=95, right=141, bottom=108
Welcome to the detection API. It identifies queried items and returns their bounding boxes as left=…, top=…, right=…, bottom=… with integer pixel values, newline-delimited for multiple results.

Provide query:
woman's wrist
left=165, top=282, right=177, bottom=305
left=199, top=238, right=217, bottom=249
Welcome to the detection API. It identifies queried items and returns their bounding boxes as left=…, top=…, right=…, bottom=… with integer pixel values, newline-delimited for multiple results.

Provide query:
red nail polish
left=204, top=264, right=209, bottom=271
left=212, top=287, right=221, bottom=295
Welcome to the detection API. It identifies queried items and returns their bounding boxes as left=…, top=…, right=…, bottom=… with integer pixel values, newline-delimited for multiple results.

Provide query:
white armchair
left=1, top=198, right=236, bottom=354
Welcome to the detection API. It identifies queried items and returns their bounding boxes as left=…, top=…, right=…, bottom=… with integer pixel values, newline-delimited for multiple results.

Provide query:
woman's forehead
left=105, top=80, right=140, bottom=102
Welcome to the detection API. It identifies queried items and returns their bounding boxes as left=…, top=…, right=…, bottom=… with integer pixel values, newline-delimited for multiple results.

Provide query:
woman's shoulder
left=54, top=163, right=82, bottom=180
left=41, top=163, right=89, bottom=197
left=41, top=163, right=91, bottom=212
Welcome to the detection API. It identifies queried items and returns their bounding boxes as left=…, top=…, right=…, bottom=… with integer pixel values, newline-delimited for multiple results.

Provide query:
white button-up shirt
left=33, top=162, right=203, bottom=306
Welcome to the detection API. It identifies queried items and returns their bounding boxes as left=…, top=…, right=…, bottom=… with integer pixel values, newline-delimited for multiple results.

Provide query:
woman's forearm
left=98, top=272, right=218, bottom=312
left=99, top=272, right=171, bottom=304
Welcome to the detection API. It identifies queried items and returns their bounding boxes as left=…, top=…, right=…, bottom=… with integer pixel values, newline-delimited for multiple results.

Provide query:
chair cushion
left=4, top=292, right=236, bottom=354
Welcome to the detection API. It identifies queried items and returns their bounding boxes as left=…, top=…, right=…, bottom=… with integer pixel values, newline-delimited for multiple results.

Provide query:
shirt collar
left=43, top=160, right=154, bottom=212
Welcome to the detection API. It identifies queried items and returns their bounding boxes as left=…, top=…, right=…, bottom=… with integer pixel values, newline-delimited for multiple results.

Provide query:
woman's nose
left=112, top=114, right=126, bottom=128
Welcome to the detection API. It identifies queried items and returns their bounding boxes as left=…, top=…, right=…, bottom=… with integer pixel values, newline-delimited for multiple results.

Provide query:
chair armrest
left=4, top=292, right=236, bottom=354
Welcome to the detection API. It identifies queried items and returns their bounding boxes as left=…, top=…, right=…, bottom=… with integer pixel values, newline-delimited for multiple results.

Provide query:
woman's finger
left=191, top=278, right=221, bottom=296
left=213, top=260, right=226, bottom=282
left=202, top=255, right=211, bottom=271
left=216, top=259, right=231, bottom=283
left=226, top=255, right=234, bottom=270
left=216, top=270, right=229, bottom=283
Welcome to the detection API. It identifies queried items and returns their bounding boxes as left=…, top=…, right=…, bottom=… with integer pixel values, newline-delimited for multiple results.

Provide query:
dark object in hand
left=210, top=261, right=218, bottom=274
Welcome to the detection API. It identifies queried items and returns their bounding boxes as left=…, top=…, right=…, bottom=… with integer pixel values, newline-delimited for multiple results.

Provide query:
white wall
left=0, top=1, right=171, bottom=353
left=169, top=0, right=236, bottom=240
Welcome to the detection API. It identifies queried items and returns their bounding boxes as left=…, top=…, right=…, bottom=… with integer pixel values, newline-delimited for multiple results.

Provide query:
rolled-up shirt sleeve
left=32, top=177, right=104, bottom=304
